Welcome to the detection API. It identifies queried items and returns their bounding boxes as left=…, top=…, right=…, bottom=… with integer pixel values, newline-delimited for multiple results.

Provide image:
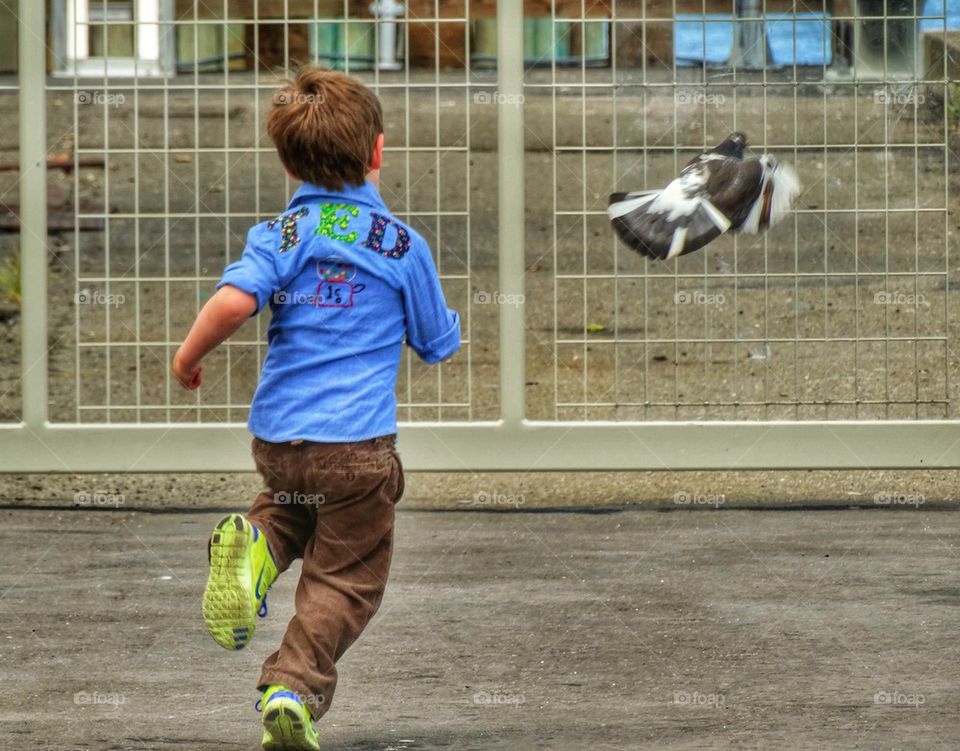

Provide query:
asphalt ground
left=1, top=505, right=957, bottom=750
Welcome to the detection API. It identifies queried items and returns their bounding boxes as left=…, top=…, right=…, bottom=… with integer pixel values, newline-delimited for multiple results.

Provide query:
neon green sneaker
left=202, top=513, right=278, bottom=651
left=260, top=685, right=320, bottom=751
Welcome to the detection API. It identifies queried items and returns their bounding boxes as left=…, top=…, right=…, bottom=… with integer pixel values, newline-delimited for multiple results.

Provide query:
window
left=53, top=0, right=174, bottom=77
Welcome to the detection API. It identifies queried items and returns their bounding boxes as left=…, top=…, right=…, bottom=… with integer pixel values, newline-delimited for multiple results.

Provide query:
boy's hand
left=172, top=285, right=257, bottom=391
left=172, top=351, right=202, bottom=390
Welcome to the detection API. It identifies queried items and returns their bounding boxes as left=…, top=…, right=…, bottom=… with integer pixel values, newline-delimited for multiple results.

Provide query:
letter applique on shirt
left=362, top=212, right=411, bottom=259
left=267, top=206, right=310, bottom=253
left=316, top=203, right=360, bottom=244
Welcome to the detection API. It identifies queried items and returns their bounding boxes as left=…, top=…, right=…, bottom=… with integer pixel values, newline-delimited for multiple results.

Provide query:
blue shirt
left=217, top=181, right=461, bottom=443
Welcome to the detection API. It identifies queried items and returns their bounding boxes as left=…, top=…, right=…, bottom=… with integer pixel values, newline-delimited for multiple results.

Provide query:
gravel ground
left=0, top=505, right=958, bottom=750
left=5, top=467, right=960, bottom=511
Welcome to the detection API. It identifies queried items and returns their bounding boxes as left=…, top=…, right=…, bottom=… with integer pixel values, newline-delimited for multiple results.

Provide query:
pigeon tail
left=740, top=157, right=800, bottom=235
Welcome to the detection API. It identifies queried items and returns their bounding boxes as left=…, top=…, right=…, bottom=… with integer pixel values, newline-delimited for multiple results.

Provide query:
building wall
left=0, top=0, right=18, bottom=73
left=8, top=0, right=865, bottom=75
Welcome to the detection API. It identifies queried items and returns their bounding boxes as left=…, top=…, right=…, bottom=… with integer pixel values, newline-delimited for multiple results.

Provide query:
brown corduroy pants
left=245, top=435, right=404, bottom=720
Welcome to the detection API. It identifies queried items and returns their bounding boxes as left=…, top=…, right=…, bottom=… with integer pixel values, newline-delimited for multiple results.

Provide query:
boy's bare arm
left=172, top=285, right=258, bottom=390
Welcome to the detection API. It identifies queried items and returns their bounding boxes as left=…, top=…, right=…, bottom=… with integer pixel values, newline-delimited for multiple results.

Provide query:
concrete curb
left=2, top=469, right=958, bottom=512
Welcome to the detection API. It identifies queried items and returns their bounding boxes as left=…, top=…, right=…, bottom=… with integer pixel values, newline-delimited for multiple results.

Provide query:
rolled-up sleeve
left=216, top=227, right=278, bottom=315
left=402, top=241, right=461, bottom=364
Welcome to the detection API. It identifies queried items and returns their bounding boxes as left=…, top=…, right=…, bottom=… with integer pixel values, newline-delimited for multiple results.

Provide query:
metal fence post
left=18, top=0, right=49, bottom=428
left=497, top=0, right=525, bottom=426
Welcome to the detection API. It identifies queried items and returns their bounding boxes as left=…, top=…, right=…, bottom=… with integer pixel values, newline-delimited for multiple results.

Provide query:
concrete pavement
left=1, top=505, right=958, bottom=750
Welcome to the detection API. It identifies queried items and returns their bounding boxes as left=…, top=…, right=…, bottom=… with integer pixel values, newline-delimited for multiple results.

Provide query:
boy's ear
left=368, top=133, right=384, bottom=172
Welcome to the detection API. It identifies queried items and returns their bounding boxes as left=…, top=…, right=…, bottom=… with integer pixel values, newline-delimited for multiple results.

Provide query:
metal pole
left=497, top=0, right=525, bottom=426
left=732, top=0, right=765, bottom=69
left=19, top=0, right=49, bottom=428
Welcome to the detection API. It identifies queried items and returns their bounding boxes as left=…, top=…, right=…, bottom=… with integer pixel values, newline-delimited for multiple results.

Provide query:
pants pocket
left=390, top=451, right=405, bottom=504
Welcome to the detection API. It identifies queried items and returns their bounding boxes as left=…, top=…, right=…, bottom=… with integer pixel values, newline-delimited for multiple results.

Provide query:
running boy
left=172, top=67, right=460, bottom=751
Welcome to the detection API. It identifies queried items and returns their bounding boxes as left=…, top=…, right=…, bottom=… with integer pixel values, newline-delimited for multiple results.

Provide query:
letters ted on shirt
left=217, top=180, right=461, bottom=443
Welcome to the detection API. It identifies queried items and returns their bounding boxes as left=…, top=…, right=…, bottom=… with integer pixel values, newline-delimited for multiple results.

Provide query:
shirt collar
left=288, top=180, right=388, bottom=213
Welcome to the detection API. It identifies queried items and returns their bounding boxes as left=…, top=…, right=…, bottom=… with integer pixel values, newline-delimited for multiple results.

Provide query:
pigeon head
left=712, top=132, right=749, bottom=159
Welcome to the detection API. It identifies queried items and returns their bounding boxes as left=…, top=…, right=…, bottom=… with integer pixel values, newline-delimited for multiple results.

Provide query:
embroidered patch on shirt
left=315, top=257, right=365, bottom=308
left=315, top=280, right=365, bottom=308
left=267, top=207, right=310, bottom=254
left=317, top=257, right=357, bottom=283
left=362, top=212, right=411, bottom=259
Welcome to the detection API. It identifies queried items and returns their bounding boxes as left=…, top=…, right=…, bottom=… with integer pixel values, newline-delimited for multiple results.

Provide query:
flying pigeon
left=608, top=132, right=800, bottom=261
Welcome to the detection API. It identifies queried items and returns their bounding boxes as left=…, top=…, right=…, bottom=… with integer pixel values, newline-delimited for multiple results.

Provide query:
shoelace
left=255, top=692, right=312, bottom=719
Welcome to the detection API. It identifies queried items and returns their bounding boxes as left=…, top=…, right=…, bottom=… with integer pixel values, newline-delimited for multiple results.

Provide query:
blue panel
left=766, top=13, right=832, bottom=66
left=920, top=0, right=960, bottom=31
left=674, top=14, right=735, bottom=65
left=674, top=12, right=832, bottom=66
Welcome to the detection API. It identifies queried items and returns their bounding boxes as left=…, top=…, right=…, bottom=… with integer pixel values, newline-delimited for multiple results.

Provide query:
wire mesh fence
left=38, top=2, right=498, bottom=425
left=1, top=1, right=958, bottom=470
left=522, top=1, right=956, bottom=421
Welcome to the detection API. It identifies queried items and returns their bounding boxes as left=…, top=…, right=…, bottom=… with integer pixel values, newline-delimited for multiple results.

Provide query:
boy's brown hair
left=267, top=67, right=383, bottom=191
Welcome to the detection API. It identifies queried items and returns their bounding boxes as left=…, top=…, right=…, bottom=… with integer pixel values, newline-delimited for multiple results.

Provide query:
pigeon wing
left=701, top=158, right=765, bottom=231
left=609, top=162, right=733, bottom=260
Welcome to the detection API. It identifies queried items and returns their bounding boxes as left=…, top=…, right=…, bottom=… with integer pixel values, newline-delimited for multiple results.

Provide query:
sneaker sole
left=202, top=514, right=256, bottom=650
left=262, top=701, right=319, bottom=751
